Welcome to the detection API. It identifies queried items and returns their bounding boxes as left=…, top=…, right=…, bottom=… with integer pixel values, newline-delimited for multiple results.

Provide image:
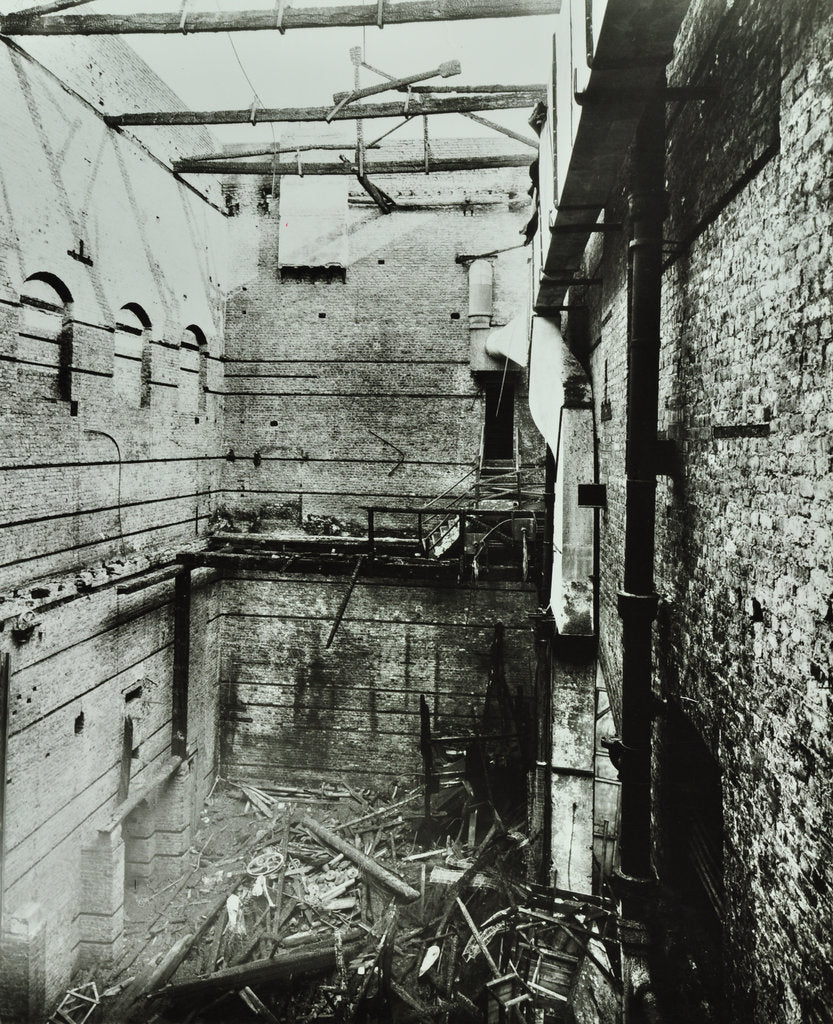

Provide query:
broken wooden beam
left=157, top=932, right=367, bottom=998
left=239, top=987, right=280, bottom=1024
left=112, top=92, right=544, bottom=129
left=329, top=60, right=461, bottom=120
left=326, top=555, right=364, bottom=647
left=456, top=897, right=501, bottom=977
left=299, top=815, right=420, bottom=903
left=1, top=1, right=560, bottom=35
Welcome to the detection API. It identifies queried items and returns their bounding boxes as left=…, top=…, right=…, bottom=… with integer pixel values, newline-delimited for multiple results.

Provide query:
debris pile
left=92, top=775, right=620, bottom=1023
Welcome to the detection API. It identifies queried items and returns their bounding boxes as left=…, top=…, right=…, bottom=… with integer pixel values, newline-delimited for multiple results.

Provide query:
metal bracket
left=275, top=0, right=286, bottom=33
left=376, top=0, right=384, bottom=28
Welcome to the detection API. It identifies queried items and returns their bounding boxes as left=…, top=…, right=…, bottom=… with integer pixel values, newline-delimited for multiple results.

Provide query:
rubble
left=94, top=771, right=621, bottom=1024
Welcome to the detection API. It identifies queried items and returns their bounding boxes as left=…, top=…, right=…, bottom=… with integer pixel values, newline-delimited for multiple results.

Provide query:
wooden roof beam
left=1, top=0, right=560, bottom=35
left=107, top=91, right=544, bottom=128
left=174, top=153, right=533, bottom=175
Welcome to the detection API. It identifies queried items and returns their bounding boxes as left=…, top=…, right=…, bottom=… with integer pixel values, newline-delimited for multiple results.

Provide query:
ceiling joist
left=106, top=91, right=544, bottom=127
left=174, top=153, right=532, bottom=175
left=0, top=0, right=560, bottom=35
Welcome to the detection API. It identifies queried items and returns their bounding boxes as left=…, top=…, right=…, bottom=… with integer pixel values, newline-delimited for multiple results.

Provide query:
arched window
left=19, top=273, right=73, bottom=400
left=178, top=325, right=207, bottom=414
left=114, top=303, right=150, bottom=408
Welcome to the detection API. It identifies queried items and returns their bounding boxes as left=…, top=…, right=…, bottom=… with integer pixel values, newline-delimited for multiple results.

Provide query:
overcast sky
left=2, top=1, right=557, bottom=146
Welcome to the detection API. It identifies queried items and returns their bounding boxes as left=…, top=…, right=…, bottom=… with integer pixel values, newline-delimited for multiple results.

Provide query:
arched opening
left=19, top=273, right=73, bottom=401
left=177, top=324, right=207, bottom=415
left=114, top=303, right=151, bottom=408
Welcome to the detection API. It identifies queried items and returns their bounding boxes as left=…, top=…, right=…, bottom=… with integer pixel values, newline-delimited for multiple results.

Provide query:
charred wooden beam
left=326, top=554, right=364, bottom=647
left=175, top=154, right=532, bottom=175
left=158, top=932, right=367, bottom=999
left=108, top=92, right=544, bottom=128
left=1, top=1, right=559, bottom=35
left=181, top=142, right=376, bottom=163
left=395, top=82, right=547, bottom=94
left=299, top=814, right=421, bottom=902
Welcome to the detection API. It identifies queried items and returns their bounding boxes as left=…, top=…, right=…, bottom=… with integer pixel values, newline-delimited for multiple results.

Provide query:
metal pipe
left=617, top=80, right=666, bottom=883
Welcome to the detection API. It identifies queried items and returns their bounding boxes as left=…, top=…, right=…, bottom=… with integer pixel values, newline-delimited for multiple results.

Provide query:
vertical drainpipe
left=617, top=79, right=666, bottom=904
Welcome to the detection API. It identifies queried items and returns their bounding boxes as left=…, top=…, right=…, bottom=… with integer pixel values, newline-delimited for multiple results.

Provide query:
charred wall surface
left=576, top=0, right=833, bottom=1019
left=218, top=570, right=539, bottom=789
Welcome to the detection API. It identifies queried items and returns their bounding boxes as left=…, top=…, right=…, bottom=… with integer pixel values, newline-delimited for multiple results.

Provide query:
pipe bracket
left=616, top=591, right=659, bottom=621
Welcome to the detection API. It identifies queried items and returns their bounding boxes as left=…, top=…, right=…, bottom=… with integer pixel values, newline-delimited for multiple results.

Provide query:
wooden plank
left=456, top=897, right=500, bottom=977
left=1, top=1, right=560, bottom=35
left=112, top=92, right=544, bottom=128
left=0, top=653, right=9, bottom=937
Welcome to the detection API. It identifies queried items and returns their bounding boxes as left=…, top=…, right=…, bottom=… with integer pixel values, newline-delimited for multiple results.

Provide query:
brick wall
left=575, top=0, right=833, bottom=1019
left=0, top=569, right=222, bottom=1013
left=0, top=37, right=229, bottom=1016
left=0, top=36, right=229, bottom=593
left=220, top=156, right=536, bottom=531
left=218, top=570, right=539, bottom=789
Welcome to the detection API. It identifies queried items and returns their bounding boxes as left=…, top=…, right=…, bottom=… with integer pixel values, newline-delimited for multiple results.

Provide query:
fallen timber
left=299, top=814, right=421, bottom=903
left=155, top=931, right=367, bottom=999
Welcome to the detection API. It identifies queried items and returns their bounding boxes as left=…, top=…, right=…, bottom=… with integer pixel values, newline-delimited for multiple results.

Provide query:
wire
left=213, top=0, right=278, bottom=182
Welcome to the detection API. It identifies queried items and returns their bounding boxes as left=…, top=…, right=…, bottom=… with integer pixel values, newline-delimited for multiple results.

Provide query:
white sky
left=3, top=1, right=557, bottom=146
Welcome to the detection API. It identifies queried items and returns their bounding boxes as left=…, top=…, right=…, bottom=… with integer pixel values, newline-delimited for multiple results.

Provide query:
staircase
left=421, top=431, right=544, bottom=581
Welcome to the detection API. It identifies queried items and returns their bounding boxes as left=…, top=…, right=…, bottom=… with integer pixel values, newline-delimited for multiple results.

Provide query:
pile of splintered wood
left=103, top=779, right=620, bottom=1024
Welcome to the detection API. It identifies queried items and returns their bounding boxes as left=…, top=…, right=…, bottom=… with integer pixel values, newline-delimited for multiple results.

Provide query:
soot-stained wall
left=572, top=0, right=833, bottom=1019
left=218, top=571, right=539, bottom=789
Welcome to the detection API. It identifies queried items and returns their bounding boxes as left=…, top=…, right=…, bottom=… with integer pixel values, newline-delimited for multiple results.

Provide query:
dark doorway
left=483, top=381, right=515, bottom=461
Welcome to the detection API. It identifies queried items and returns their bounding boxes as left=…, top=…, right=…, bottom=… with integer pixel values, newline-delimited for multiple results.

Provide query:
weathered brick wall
left=0, top=37, right=230, bottom=1017
left=580, top=0, right=832, bottom=1019
left=0, top=37, right=229, bottom=592
left=220, top=156, right=536, bottom=531
left=0, top=568, right=222, bottom=1013
left=218, top=571, right=539, bottom=789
